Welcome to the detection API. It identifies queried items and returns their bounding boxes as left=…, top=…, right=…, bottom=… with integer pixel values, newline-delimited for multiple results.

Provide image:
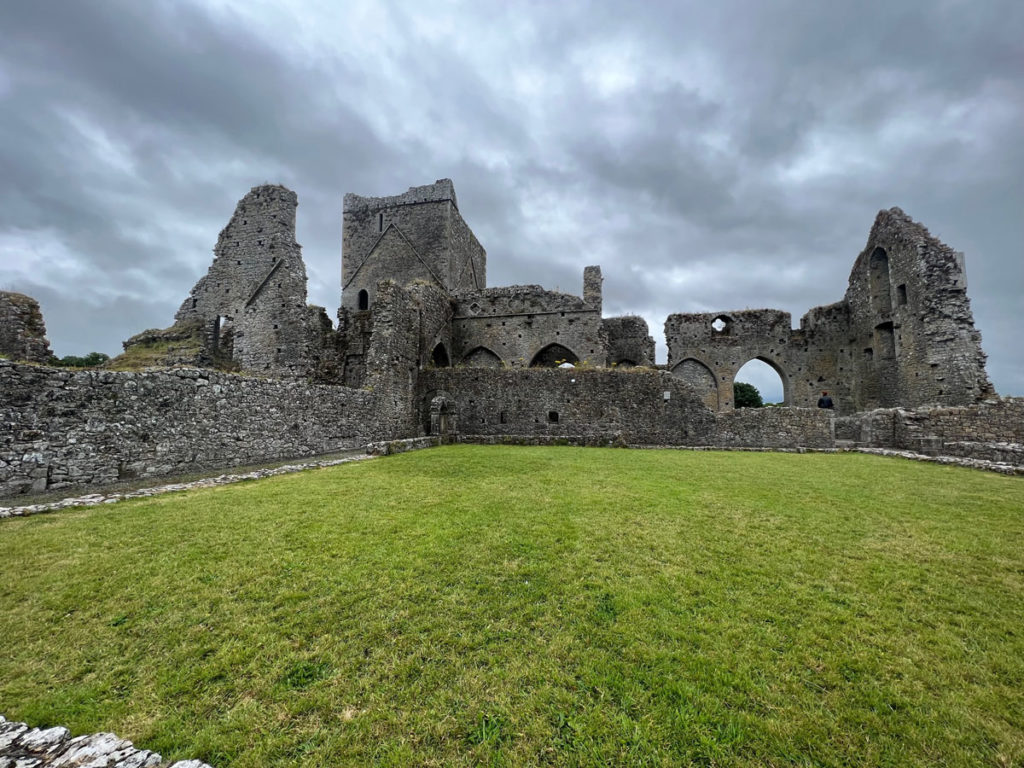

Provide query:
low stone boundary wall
left=420, top=368, right=833, bottom=449
left=834, top=398, right=1024, bottom=463
left=0, top=361, right=389, bottom=499
left=366, top=436, right=441, bottom=455
left=0, top=453, right=373, bottom=520
left=894, top=397, right=1024, bottom=448
left=0, top=715, right=210, bottom=768
left=714, top=406, right=834, bottom=449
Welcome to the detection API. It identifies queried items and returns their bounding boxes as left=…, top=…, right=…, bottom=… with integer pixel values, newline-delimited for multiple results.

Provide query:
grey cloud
left=0, top=0, right=1019, bottom=397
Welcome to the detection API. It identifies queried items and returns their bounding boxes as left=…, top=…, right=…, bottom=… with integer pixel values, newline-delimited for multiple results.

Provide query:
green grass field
left=1, top=446, right=1022, bottom=767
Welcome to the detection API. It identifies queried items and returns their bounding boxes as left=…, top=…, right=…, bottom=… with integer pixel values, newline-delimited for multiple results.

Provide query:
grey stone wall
left=666, top=208, right=993, bottom=415
left=603, top=315, right=655, bottom=367
left=420, top=368, right=834, bottom=449
left=452, top=277, right=606, bottom=368
left=360, top=281, right=427, bottom=440
left=836, top=398, right=1024, bottom=459
left=0, top=292, right=54, bottom=364
left=341, top=179, right=485, bottom=312
left=0, top=360, right=383, bottom=498
left=840, top=208, right=993, bottom=410
left=666, top=309, right=794, bottom=409
left=167, top=184, right=322, bottom=377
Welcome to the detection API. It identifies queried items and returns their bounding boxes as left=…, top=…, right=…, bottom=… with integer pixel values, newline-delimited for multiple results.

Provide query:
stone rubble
left=0, top=715, right=210, bottom=768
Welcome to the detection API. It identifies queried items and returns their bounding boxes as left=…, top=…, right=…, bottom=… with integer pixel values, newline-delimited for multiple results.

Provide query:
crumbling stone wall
left=0, top=360, right=384, bottom=498
left=409, top=282, right=455, bottom=369
left=666, top=309, right=794, bottom=409
left=0, top=292, right=54, bottom=364
left=341, top=179, right=485, bottom=312
left=420, top=368, right=834, bottom=448
left=603, top=315, right=655, bottom=367
left=167, top=184, right=325, bottom=376
left=451, top=270, right=606, bottom=368
left=666, top=208, right=993, bottom=414
left=840, top=208, right=992, bottom=410
left=836, top=398, right=1024, bottom=462
left=360, top=281, right=425, bottom=439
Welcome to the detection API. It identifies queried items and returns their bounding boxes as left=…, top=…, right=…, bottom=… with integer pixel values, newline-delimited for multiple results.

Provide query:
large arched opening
left=671, top=358, right=719, bottom=411
left=529, top=343, right=579, bottom=368
left=431, top=342, right=451, bottom=368
left=462, top=346, right=503, bottom=368
left=357, top=289, right=369, bottom=311
left=733, top=357, right=789, bottom=407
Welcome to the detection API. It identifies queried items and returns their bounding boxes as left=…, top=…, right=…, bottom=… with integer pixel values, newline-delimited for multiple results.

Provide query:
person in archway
left=817, top=390, right=834, bottom=409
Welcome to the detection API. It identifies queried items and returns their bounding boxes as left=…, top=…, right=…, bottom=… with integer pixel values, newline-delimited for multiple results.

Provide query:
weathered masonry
left=0, top=292, right=54, bottom=364
left=1, top=179, right=1015, bottom=499
left=666, top=208, right=993, bottom=414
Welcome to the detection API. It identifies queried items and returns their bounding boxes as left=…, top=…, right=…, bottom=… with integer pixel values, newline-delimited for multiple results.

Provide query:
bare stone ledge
left=0, top=714, right=211, bottom=768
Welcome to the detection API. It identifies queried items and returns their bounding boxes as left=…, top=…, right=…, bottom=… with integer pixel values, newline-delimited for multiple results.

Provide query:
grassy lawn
left=1, top=446, right=1022, bottom=767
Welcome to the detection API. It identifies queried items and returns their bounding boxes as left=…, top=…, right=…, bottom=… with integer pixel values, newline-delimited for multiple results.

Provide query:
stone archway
left=431, top=342, right=451, bottom=368
left=529, top=343, right=579, bottom=368
left=731, top=356, right=791, bottom=407
left=671, top=358, right=719, bottom=411
left=462, top=346, right=503, bottom=368
left=429, top=391, right=457, bottom=441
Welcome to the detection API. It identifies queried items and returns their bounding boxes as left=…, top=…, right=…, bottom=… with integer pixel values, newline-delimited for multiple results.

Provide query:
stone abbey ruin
left=2, top=179, right=1021, bottom=497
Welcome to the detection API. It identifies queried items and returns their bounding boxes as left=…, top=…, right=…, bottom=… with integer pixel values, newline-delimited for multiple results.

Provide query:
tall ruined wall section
left=170, top=185, right=327, bottom=377
left=841, top=208, right=992, bottom=410
left=452, top=268, right=607, bottom=368
left=360, top=281, right=431, bottom=439
left=602, top=316, right=655, bottom=367
left=666, top=310, right=798, bottom=409
left=666, top=208, right=993, bottom=414
left=420, top=368, right=833, bottom=448
left=0, top=360, right=384, bottom=498
left=0, top=292, right=54, bottom=364
left=341, top=180, right=485, bottom=312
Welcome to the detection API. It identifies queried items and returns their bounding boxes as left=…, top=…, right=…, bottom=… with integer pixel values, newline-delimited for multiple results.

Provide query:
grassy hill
left=1, top=446, right=1022, bottom=766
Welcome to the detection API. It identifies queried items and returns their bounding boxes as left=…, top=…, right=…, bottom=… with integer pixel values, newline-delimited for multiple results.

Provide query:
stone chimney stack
left=583, top=265, right=602, bottom=313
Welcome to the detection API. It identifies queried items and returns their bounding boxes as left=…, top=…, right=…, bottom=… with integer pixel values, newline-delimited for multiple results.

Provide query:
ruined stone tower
left=171, top=185, right=328, bottom=376
left=340, top=179, right=486, bottom=312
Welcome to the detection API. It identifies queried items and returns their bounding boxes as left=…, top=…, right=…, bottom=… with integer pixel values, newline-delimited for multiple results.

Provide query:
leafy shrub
left=733, top=381, right=763, bottom=408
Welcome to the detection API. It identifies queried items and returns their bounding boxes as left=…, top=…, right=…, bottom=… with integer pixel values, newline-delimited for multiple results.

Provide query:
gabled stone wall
left=169, top=185, right=319, bottom=377
left=341, top=179, right=485, bottom=312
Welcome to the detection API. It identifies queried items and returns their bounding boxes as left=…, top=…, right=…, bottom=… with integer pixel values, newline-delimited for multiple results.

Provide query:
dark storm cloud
left=0, top=0, right=1020, bottom=397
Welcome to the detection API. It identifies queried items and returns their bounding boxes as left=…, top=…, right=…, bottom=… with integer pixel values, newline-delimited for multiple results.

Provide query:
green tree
left=56, top=352, right=110, bottom=368
left=733, top=381, right=763, bottom=408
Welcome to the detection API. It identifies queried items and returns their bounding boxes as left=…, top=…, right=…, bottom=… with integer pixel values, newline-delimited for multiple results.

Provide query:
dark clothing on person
left=817, top=395, right=834, bottom=409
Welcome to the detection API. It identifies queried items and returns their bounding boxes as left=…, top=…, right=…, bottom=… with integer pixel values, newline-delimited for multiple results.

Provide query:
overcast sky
left=1, top=0, right=1021, bottom=401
